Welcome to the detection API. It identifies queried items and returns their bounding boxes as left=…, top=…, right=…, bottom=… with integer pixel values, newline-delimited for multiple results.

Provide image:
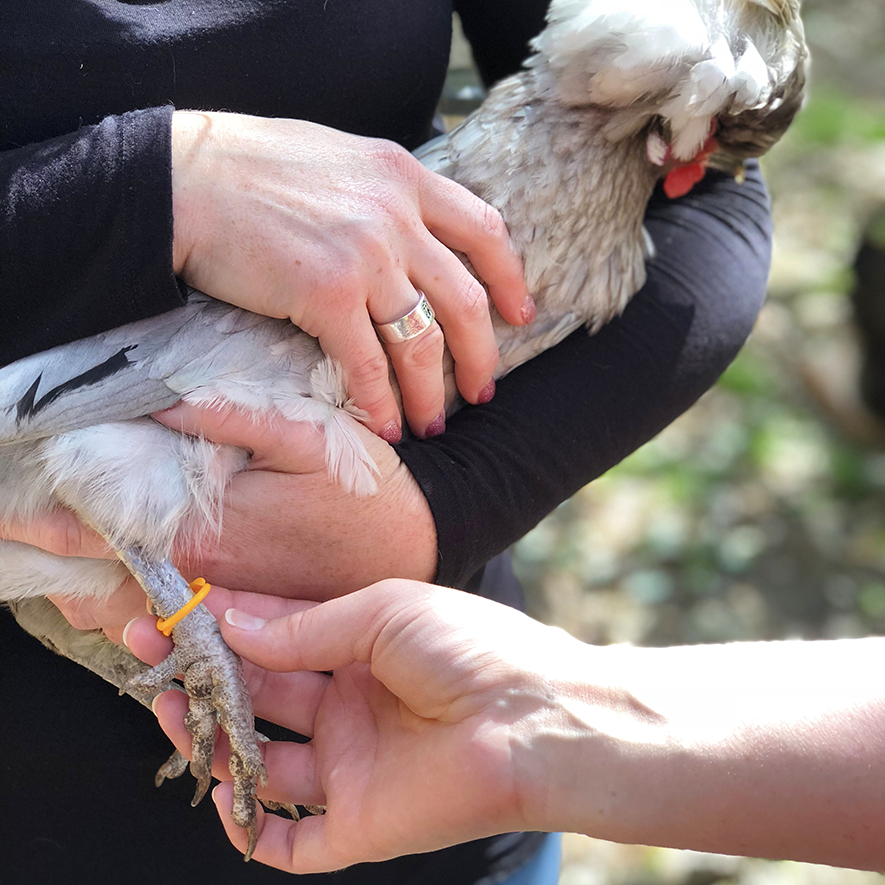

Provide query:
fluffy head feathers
left=746, top=0, right=798, bottom=25
left=530, top=0, right=806, bottom=162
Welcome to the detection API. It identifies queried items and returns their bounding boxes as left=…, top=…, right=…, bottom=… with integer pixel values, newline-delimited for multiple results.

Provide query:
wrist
left=507, top=637, right=672, bottom=838
left=170, top=110, right=213, bottom=277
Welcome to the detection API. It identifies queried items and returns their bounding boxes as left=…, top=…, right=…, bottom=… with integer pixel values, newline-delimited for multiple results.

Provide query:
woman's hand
left=154, top=401, right=438, bottom=597
left=171, top=111, right=534, bottom=440
left=126, top=580, right=576, bottom=872
left=0, top=402, right=438, bottom=638
left=128, top=584, right=885, bottom=874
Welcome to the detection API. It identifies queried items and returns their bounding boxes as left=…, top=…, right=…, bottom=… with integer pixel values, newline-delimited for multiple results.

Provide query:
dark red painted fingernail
left=424, top=413, right=445, bottom=439
left=380, top=421, right=402, bottom=444
left=477, top=379, right=496, bottom=404
left=521, top=295, right=537, bottom=324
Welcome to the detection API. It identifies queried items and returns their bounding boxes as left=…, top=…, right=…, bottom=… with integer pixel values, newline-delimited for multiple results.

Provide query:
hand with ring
left=171, top=112, right=535, bottom=441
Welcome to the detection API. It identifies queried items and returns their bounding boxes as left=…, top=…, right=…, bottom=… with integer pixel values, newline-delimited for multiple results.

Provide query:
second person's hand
left=129, top=580, right=579, bottom=873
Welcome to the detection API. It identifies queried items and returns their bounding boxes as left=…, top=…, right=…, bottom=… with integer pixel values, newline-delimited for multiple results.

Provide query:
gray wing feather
left=0, top=302, right=206, bottom=444
left=0, top=293, right=310, bottom=444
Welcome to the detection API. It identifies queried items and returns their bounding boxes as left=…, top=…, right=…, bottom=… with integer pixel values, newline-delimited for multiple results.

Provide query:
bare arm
left=131, top=581, right=885, bottom=873
left=536, top=637, right=885, bottom=868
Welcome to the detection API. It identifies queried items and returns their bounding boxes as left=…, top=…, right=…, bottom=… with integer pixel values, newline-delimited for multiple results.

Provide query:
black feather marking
left=14, top=375, right=42, bottom=423
left=14, top=345, right=138, bottom=423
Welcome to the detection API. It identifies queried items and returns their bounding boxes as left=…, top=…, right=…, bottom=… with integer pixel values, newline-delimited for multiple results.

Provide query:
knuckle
left=346, top=352, right=392, bottom=393
left=476, top=200, right=507, bottom=242
left=62, top=612, right=93, bottom=632
left=354, top=391, right=391, bottom=422
left=358, top=186, right=417, bottom=247
left=53, top=597, right=94, bottom=631
left=401, top=325, right=444, bottom=372
left=368, top=139, right=417, bottom=182
left=315, top=264, right=365, bottom=318
left=348, top=219, right=394, bottom=263
left=246, top=659, right=270, bottom=701
left=327, top=252, right=365, bottom=294
left=456, top=277, right=491, bottom=324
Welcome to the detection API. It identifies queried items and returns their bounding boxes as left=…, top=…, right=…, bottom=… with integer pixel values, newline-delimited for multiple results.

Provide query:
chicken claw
left=154, top=749, right=190, bottom=787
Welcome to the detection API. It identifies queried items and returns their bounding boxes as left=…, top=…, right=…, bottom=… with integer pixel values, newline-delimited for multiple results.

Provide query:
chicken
left=0, top=0, right=807, bottom=861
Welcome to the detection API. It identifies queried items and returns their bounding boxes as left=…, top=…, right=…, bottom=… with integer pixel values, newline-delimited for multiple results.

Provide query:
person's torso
left=1, top=0, right=453, bottom=151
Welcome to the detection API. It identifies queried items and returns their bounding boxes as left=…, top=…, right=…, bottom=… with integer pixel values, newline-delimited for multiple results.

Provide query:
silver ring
left=374, top=293, right=436, bottom=344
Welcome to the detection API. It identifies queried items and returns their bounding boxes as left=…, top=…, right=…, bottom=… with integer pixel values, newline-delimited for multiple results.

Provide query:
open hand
left=171, top=111, right=534, bottom=440
left=125, top=580, right=571, bottom=872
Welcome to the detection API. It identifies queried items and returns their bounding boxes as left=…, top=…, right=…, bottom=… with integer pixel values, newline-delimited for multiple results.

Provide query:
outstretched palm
left=141, top=583, right=555, bottom=873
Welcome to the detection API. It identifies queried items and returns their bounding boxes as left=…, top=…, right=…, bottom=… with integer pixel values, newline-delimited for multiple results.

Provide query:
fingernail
left=424, top=413, right=445, bottom=439
left=477, top=379, right=496, bottom=404
left=521, top=295, right=537, bottom=324
left=225, top=608, right=267, bottom=631
left=379, top=421, right=402, bottom=444
left=150, top=694, right=161, bottom=717
left=121, top=617, right=140, bottom=650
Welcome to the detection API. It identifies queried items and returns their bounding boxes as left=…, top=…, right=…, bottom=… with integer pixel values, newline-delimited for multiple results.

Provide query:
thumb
left=219, top=579, right=428, bottom=674
left=153, top=401, right=326, bottom=471
left=214, top=783, right=352, bottom=873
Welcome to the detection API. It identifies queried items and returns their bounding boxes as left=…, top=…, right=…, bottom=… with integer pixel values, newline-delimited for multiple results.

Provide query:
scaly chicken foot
left=112, top=546, right=267, bottom=861
left=155, top=744, right=327, bottom=829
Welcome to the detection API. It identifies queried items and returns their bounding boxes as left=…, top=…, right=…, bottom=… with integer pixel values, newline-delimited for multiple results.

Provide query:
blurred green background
left=447, top=2, right=885, bottom=882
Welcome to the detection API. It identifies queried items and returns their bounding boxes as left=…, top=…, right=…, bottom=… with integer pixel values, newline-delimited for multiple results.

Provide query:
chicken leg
left=112, top=546, right=267, bottom=861
left=10, top=593, right=313, bottom=860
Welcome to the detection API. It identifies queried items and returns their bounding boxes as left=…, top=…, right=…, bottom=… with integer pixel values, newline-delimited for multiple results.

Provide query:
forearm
left=0, top=108, right=187, bottom=368
left=400, top=166, right=772, bottom=587
left=521, top=637, right=885, bottom=869
left=202, top=451, right=438, bottom=599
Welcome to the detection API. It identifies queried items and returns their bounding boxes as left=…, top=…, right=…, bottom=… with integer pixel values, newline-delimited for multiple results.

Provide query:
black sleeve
left=397, top=163, right=771, bottom=588
left=0, top=106, right=187, bottom=368
left=454, top=0, right=550, bottom=87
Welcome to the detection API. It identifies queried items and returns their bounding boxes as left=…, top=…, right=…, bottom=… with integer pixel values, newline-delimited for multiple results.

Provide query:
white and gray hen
left=0, top=0, right=807, bottom=859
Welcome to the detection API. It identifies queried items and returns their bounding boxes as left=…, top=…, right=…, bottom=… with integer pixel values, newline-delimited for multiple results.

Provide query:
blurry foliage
left=792, top=90, right=885, bottom=147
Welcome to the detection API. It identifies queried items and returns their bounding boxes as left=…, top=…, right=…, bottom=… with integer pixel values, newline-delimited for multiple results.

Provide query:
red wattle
left=664, top=161, right=706, bottom=199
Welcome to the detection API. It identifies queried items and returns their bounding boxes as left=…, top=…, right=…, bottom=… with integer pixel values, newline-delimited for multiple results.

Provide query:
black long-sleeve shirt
left=0, top=1, right=771, bottom=882
left=0, top=0, right=770, bottom=589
